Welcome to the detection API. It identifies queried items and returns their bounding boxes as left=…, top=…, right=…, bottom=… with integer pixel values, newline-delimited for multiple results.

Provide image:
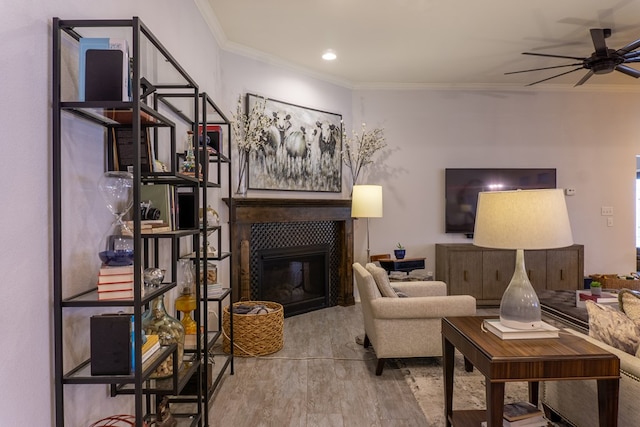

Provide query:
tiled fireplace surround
left=225, top=198, right=355, bottom=311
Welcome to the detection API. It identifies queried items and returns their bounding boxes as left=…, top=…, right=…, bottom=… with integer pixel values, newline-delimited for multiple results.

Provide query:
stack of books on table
left=98, top=264, right=134, bottom=300
left=483, top=318, right=559, bottom=340
left=576, top=290, right=618, bottom=308
left=123, top=220, right=171, bottom=235
left=502, top=401, right=548, bottom=427
left=481, top=401, right=548, bottom=427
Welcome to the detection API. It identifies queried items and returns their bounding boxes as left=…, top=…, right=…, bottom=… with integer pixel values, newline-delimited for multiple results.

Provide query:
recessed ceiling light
left=322, top=50, right=337, bottom=61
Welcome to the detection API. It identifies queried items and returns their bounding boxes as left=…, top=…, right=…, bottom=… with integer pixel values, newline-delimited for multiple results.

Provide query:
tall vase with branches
left=231, top=95, right=273, bottom=196
left=342, top=123, right=387, bottom=192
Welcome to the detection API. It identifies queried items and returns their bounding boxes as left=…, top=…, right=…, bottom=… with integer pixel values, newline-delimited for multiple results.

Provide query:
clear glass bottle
left=142, top=295, right=185, bottom=379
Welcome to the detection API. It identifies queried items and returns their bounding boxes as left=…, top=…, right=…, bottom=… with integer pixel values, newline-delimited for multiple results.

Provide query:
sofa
left=353, top=262, right=476, bottom=375
left=540, top=292, right=640, bottom=426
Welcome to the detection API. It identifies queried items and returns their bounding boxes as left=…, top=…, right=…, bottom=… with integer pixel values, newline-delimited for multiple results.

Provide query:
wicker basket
left=590, top=274, right=640, bottom=291
left=223, top=301, right=284, bottom=357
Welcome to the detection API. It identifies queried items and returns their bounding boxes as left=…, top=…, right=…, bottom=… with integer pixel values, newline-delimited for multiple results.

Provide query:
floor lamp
left=351, top=185, right=383, bottom=262
left=473, top=189, right=573, bottom=329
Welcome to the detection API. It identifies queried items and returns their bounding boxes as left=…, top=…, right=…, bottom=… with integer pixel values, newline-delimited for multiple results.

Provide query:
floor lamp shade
left=351, top=185, right=383, bottom=262
left=351, top=185, right=383, bottom=218
left=474, top=189, right=573, bottom=329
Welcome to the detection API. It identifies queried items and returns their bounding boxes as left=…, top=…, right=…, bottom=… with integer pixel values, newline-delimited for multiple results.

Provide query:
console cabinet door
left=482, top=250, right=514, bottom=300
left=525, top=250, right=547, bottom=292
left=447, top=250, right=482, bottom=299
left=547, top=247, right=580, bottom=290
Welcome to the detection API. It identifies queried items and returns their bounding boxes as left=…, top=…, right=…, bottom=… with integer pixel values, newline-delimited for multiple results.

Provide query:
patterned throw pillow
left=619, top=289, right=640, bottom=321
left=365, top=263, right=398, bottom=298
left=585, top=300, right=640, bottom=355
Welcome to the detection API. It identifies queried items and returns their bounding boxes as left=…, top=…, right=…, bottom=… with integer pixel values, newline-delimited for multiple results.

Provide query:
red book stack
left=98, top=264, right=134, bottom=300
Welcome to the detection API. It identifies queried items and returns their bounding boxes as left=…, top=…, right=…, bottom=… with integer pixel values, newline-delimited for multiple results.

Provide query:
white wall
left=352, top=88, right=640, bottom=275
left=1, top=1, right=227, bottom=425
left=3, top=0, right=639, bottom=425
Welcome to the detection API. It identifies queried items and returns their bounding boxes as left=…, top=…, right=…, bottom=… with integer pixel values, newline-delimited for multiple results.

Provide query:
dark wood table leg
left=443, top=336, right=455, bottom=427
left=528, top=381, right=539, bottom=406
left=597, top=378, right=619, bottom=426
left=486, top=380, right=505, bottom=427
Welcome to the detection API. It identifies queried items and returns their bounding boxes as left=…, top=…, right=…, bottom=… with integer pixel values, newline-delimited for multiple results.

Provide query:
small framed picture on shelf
left=198, top=124, right=221, bottom=155
left=111, top=127, right=153, bottom=173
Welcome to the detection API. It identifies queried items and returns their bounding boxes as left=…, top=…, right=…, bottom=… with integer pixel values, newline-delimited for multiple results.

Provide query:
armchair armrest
left=371, top=295, right=476, bottom=319
left=391, top=281, right=447, bottom=297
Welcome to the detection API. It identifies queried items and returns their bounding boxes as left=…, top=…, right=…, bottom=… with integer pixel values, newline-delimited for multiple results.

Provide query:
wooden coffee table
left=442, top=316, right=620, bottom=427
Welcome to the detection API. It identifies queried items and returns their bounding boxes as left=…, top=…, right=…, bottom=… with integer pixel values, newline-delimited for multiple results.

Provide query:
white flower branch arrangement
left=342, top=122, right=387, bottom=190
left=231, top=95, right=273, bottom=195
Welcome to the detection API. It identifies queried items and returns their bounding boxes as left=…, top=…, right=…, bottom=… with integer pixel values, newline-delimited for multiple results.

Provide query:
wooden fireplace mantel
left=224, top=198, right=354, bottom=306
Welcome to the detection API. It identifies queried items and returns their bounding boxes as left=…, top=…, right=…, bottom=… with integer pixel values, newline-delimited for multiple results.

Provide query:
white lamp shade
left=351, top=185, right=383, bottom=218
left=473, top=189, right=573, bottom=250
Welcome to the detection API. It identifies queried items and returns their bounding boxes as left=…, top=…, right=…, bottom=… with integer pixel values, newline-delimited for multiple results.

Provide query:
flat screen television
left=445, top=168, right=557, bottom=236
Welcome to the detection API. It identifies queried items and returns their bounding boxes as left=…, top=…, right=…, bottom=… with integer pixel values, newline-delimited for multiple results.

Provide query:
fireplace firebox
left=258, top=244, right=330, bottom=317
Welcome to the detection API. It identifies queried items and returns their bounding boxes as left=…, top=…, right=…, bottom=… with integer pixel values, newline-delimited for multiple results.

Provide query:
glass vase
left=236, top=169, right=247, bottom=197
left=142, top=295, right=185, bottom=379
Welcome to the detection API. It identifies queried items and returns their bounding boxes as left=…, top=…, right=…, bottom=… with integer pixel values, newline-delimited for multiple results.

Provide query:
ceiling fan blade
left=504, top=63, right=584, bottom=75
left=590, top=28, right=609, bottom=56
left=574, top=70, right=594, bottom=86
left=525, top=67, right=584, bottom=86
left=522, top=52, right=586, bottom=61
left=617, top=38, right=640, bottom=56
left=622, top=50, right=640, bottom=60
left=615, top=64, right=640, bottom=78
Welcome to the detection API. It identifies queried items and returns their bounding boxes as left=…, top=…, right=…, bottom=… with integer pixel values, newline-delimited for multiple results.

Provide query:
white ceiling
left=201, top=0, right=640, bottom=89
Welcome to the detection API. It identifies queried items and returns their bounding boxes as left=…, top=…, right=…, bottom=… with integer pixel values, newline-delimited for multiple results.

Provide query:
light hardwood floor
left=208, top=303, right=427, bottom=426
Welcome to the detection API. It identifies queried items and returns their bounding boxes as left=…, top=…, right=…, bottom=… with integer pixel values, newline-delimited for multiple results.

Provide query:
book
left=503, top=402, right=544, bottom=422
left=140, top=184, right=175, bottom=231
left=97, top=288, right=134, bottom=300
left=141, top=342, right=160, bottom=363
left=483, top=319, right=559, bottom=340
left=79, top=38, right=130, bottom=101
left=98, top=273, right=134, bottom=284
left=579, top=292, right=618, bottom=304
left=132, top=334, right=161, bottom=369
left=140, top=225, right=172, bottom=234
left=99, top=264, right=134, bottom=276
left=98, top=282, right=134, bottom=292
left=503, top=414, right=547, bottom=427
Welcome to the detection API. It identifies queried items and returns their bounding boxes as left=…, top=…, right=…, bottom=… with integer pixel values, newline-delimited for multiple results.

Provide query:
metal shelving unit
left=52, top=17, right=232, bottom=427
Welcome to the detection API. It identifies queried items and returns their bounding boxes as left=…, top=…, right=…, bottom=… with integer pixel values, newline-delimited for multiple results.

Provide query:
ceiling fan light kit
left=506, top=28, right=640, bottom=86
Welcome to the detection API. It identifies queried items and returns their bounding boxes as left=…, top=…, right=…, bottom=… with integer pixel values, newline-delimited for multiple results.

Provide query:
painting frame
left=246, top=93, right=342, bottom=193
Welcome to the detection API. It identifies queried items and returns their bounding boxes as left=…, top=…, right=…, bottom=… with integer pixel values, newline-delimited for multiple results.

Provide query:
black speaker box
left=85, top=49, right=123, bottom=101
left=177, top=193, right=196, bottom=229
left=90, top=314, right=132, bottom=375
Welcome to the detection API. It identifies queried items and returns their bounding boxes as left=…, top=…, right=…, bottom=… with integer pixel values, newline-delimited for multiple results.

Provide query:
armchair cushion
left=370, top=295, right=477, bottom=319
left=365, top=263, right=398, bottom=298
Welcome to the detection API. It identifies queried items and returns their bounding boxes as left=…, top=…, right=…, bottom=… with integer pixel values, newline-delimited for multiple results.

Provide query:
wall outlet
left=564, top=188, right=576, bottom=196
left=607, top=217, right=614, bottom=227
left=601, top=206, right=614, bottom=216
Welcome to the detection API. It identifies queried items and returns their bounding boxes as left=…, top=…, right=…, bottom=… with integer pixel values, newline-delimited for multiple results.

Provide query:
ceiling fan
left=506, top=28, right=640, bottom=86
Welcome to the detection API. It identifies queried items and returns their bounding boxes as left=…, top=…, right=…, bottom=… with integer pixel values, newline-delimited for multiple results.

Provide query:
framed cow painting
left=246, top=93, right=342, bottom=192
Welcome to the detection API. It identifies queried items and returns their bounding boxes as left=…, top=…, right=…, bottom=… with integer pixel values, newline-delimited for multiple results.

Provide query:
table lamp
left=473, top=189, right=573, bottom=329
left=351, top=185, right=383, bottom=262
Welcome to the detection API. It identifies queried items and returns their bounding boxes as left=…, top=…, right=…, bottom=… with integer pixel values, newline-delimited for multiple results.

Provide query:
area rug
left=396, top=354, right=571, bottom=427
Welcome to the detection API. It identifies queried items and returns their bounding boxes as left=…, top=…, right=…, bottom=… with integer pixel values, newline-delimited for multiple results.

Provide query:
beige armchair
left=354, top=262, right=476, bottom=375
